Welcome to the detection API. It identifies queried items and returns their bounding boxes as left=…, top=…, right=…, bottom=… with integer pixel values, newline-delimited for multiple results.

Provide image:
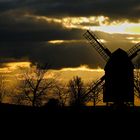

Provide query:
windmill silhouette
left=83, top=30, right=140, bottom=106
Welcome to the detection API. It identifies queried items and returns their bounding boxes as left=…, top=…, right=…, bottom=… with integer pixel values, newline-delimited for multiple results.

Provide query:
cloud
left=25, top=0, right=140, bottom=21
left=0, top=0, right=139, bottom=22
left=0, top=12, right=85, bottom=41
left=0, top=0, right=139, bottom=21
left=0, top=32, right=139, bottom=69
left=0, top=41, right=105, bottom=69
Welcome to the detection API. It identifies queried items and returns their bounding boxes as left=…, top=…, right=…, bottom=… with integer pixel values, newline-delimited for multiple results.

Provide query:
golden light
left=126, top=37, right=140, bottom=44
left=60, top=65, right=104, bottom=72
left=48, top=40, right=83, bottom=44
left=6, top=62, right=31, bottom=70
left=131, top=40, right=140, bottom=44
left=90, top=22, right=140, bottom=34
left=97, top=39, right=107, bottom=43
left=46, top=65, right=105, bottom=84
left=25, top=14, right=140, bottom=35
left=0, top=62, right=31, bottom=73
left=97, top=16, right=109, bottom=25
left=48, top=40, right=64, bottom=44
left=126, top=37, right=135, bottom=40
left=125, top=25, right=140, bottom=34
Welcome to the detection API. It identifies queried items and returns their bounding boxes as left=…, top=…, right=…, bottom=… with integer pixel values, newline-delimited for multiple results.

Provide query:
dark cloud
left=0, top=41, right=105, bottom=69
left=0, top=0, right=139, bottom=21
left=0, top=11, right=84, bottom=41
left=32, top=0, right=140, bottom=21
left=0, top=27, right=83, bottom=42
left=0, top=32, right=139, bottom=69
left=0, top=29, right=83, bottom=42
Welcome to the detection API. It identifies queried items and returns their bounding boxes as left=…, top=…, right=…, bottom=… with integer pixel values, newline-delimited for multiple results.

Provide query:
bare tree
left=16, top=64, right=55, bottom=107
left=68, top=76, right=88, bottom=106
left=53, top=82, right=69, bottom=106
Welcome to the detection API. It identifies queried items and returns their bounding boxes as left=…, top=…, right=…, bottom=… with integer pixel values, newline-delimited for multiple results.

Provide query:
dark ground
left=0, top=103, right=140, bottom=113
left=0, top=103, right=139, bottom=137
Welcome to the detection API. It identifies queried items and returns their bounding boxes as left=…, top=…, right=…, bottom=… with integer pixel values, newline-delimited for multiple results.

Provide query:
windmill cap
left=105, top=48, right=134, bottom=70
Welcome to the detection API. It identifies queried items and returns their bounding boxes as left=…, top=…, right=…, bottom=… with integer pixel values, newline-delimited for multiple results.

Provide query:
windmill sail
left=83, top=30, right=111, bottom=62
left=134, top=82, right=140, bottom=94
left=127, top=43, right=140, bottom=60
left=85, top=75, right=105, bottom=102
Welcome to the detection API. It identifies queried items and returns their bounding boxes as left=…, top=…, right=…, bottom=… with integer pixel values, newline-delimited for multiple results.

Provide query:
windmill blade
left=85, top=75, right=105, bottom=101
left=83, top=30, right=111, bottom=62
left=127, top=42, right=140, bottom=60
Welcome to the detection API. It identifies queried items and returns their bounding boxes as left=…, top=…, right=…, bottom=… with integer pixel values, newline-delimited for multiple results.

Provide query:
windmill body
left=104, top=48, right=134, bottom=103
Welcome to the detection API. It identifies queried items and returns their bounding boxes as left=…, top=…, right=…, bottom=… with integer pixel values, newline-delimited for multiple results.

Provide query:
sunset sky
left=0, top=0, right=140, bottom=78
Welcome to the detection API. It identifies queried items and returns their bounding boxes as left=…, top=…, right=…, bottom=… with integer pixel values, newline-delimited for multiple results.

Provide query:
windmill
left=83, top=30, right=140, bottom=106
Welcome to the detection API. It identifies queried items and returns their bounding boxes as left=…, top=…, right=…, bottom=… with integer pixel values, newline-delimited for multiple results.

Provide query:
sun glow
left=54, top=16, right=140, bottom=34
left=6, top=62, right=31, bottom=69
left=48, top=40, right=83, bottom=44
left=60, top=65, right=104, bottom=72
left=90, top=22, right=140, bottom=34
left=0, top=62, right=31, bottom=73
left=25, top=14, right=140, bottom=34
left=34, top=15, right=140, bottom=34
left=48, top=40, right=64, bottom=44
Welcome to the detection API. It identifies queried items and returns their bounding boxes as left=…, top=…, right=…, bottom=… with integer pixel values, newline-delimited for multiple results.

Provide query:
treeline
left=0, top=64, right=140, bottom=107
left=0, top=64, right=102, bottom=107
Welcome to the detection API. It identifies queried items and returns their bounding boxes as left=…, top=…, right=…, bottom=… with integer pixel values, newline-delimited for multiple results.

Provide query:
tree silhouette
left=15, top=64, right=55, bottom=107
left=68, top=76, right=88, bottom=106
left=53, top=83, right=69, bottom=106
